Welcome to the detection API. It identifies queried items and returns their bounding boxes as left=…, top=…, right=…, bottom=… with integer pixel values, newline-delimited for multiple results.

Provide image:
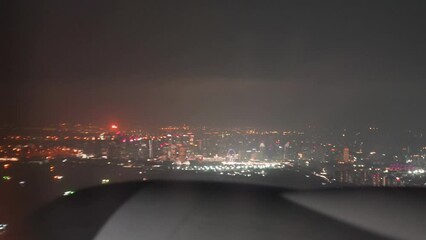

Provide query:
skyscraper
left=259, top=142, right=266, bottom=160
left=343, top=147, right=350, bottom=163
left=148, top=140, right=153, bottom=159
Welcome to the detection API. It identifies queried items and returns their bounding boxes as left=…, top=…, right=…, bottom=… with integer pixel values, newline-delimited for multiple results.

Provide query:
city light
left=2, top=176, right=11, bottom=181
left=0, top=158, right=18, bottom=161
left=63, top=191, right=75, bottom=196
left=53, top=175, right=64, bottom=180
left=0, top=223, right=7, bottom=231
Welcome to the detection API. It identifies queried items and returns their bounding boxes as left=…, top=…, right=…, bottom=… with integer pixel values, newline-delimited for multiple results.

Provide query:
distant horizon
left=0, top=122, right=424, bottom=132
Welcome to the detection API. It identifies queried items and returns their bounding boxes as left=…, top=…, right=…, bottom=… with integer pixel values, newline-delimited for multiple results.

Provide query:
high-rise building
left=148, top=140, right=153, bottom=159
left=259, top=142, right=266, bottom=160
left=343, top=147, right=350, bottom=163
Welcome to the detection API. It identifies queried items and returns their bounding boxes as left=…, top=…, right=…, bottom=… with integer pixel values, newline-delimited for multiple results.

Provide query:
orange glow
left=111, top=125, right=118, bottom=129
left=3, top=164, right=10, bottom=169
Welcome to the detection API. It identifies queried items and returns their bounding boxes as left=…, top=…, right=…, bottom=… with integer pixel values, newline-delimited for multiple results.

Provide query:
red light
left=111, top=125, right=118, bottom=129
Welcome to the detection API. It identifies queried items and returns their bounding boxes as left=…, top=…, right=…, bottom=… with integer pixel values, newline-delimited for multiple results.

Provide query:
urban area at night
left=1, top=123, right=426, bottom=236
left=3, top=1, right=426, bottom=239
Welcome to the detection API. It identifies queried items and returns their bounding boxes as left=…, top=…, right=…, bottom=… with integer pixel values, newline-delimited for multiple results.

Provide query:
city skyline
left=1, top=122, right=425, bottom=188
left=1, top=115, right=426, bottom=237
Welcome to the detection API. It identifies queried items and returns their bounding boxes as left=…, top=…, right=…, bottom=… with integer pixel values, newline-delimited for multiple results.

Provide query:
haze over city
left=2, top=1, right=426, bottom=129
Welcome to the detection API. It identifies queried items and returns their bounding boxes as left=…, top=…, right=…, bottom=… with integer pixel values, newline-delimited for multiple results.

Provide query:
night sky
left=2, top=0, right=426, bottom=129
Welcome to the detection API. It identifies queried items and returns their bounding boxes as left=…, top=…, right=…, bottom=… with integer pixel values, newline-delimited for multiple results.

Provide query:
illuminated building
left=178, top=145, right=186, bottom=161
left=259, top=142, right=266, bottom=160
left=148, top=140, right=153, bottom=159
left=343, top=147, right=350, bottom=163
left=335, top=164, right=353, bottom=184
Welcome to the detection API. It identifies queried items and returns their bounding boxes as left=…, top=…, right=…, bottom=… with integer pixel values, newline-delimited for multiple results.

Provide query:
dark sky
left=2, top=0, right=426, bottom=129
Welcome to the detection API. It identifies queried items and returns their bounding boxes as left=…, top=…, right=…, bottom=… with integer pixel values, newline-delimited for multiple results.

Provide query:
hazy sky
left=2, top=0, right=426, bottom=129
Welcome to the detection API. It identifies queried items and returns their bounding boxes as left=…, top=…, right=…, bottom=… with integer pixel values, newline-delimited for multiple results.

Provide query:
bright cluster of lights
left=408, top=169, right=425, bottom=174
left=0, top=158, right=18, bottom=161
left=2, top=176, right=11, bottom=181
left=169, top=161, right=287, bottom=178
left=63, top=190, right=75, bottom=196
left=0, top=223, right=7, bottom=231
